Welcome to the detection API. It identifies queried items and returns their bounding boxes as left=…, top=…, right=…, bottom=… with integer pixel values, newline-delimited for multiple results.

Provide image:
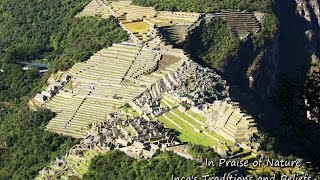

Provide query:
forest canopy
left=0, top=0, right=126, bottom=178
left=132, top=0, right=275, bottom=13
left=83, top=150, right=220, bottom=180
left=0, top=0, right=126, bottom=71
left=0, top=0, right=283, bottom=178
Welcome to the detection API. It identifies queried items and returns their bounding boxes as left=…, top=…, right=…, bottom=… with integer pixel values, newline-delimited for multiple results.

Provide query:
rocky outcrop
left=310, top=0, right=320, bottom=27
left=296, top=0, right=320, bottom=28
left=293, top=0, right=320, bottom=124
left=295, top=0, right=320, bottom=71
left=296, top=0, right=312, bottom=22
left=251, top=32, right=280, bottom=98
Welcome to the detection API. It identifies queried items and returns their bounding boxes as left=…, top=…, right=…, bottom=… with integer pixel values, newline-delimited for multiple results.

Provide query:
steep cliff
left=251, top=0, right=320, bottom=99
left=259, top=0, right=320, bottom=169
left=294, top=0, right=320, bottom=72
left=280, top=0, right=320, bottom=124
left=250, top=32, right=280, bottom=99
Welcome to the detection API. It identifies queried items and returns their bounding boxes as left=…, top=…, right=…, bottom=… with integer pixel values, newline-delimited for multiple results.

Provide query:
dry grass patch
left=159, top=55, right=181, bottom=70
left=123, top=21, right=150, bottom=33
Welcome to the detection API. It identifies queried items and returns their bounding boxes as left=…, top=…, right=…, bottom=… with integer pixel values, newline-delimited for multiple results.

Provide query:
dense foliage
left=0, top=0, right=284, bottom=178
left=49, top=16, right=126, bottom=71
left=200, top=19, right=240, bottom=72
left=185, top=13, right=278, bottom=81
left=84, top=150, right=219, bottom=180
left=135, top=0, right=279, bottom=82
left=132, top=0, right=274, bottom=13
left=0, top=64, right=78, bottom=179
left=0, top=0, right=126, bottom=178
left=188, top=144, right=220, bottom=163
left=0, top=0, right=126, bottom=71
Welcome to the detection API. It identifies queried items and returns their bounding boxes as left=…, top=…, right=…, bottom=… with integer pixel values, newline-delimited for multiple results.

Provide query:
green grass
left=121, top=107, right=140, bottom=118
left=160, top=97, right=177, bottom=109
left=67, top=149, right=108, bottom=178
left=172, top=109, right=203, bottom=127
left=172, top=108, right=233, bottom=145
left=124, top=126, right=135, bottom=135
left=158, top=113, right=217, bottom=147
left=186, top=110, right=207, bottom=123
left=159, top=107, right=255, bottom=159
left=131, top=110, right=140, bottom=117
left=160, top=99, right=173, bottom=108
left=122, top=21, right=150, bottom=33
left=157, top=116, right=179, bottom=129
left=64, top=80, right=74, bottom=90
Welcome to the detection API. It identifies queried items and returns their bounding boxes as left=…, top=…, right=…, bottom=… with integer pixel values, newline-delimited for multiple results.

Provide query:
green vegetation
left=66, top=148, right=108, bottom=178
left=197, top=13, right=278, bottom=77
left=160, top=98, right=177, bottom=109
left=172, top=108, right=232, bottom=146
left=189, top=144, right=220, bottom=162
left=51, top=16, right=127, bottom=71
left=172, top=109, right=203, bottom=127
left=186, top=110, right=207, bottom=123
left=0, top=0, right=126, bottom=178
left=133, top=0, right=279, bottom=84
left=201, top=19, right=240, bottom=72
left=0, top=66, right=78, bottom=178
left=158, top=115, right=216, bottom=147
left=83, top=150, right=219, bottom=179
left=0, top=0, right=127, bottom=71
left=158, top=110, right=225, bottom=147
left=132, top=0, right=274, bottom=13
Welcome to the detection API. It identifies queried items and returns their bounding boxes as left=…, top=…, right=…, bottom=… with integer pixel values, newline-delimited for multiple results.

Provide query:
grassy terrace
left=160, top=96, right=179, bottom=109
left=157, top=106, right=258, bottom=160
left=120, top=107, right=140, bottom=118
left=145, top=18, right=171, bottom=27
left=186, top=110, right=207, bottom=123
left=122, top=21, right=150, bottom=33
left=157, top=115, right=215, bottom=147
left=157, top=95, right=233, bottom=149
left=172, top=108, right=233, bottom=145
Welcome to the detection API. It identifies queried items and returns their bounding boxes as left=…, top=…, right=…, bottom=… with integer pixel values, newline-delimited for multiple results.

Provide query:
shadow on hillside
left=183, top=0, right=320, bottom=174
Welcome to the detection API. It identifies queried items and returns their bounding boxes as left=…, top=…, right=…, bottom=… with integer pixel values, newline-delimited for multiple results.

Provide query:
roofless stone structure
left=41, top=43, right=187, bottom=138
left=35, top=0, right=264, bottom=178
left=76, top=0, right=262, bottom=43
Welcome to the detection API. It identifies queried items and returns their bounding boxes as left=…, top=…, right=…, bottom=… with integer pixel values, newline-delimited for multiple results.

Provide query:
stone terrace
left=109, top=1, right=157, bottom=22
left=76, top=1, right=262, bottom=44
left=36, top=1, right=265, bottom=178
left=215, top=10, right=261, bottom=39
left=44, top=43, right=189, bottom=138
left=69, top=43, right=141, bottom=83
left=124, top=47, right=161, bottom=79
left=38, top=113, right=179, bottom=179
left=207, top=101, right=258, bottom=143
left=76, top=0, right=111, bottom=19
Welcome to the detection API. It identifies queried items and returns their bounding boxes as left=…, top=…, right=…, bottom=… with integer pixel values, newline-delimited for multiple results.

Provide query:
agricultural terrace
left=44, top=43, right=186, bottom=139
left=157, top=95, right=233, bottom=150
left=122, top=21, right=150, bottom=33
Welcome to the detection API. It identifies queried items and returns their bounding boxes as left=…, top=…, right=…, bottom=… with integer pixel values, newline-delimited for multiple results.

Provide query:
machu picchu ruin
left=28, top=0, right=290, bottom=179
left=2, top=0, right=320, bottom=178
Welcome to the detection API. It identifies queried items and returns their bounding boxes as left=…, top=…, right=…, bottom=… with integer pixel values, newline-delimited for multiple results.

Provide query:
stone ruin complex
left=35, top=0, right=265, bottom=179
left=37, top=112, right=179, bottom=179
